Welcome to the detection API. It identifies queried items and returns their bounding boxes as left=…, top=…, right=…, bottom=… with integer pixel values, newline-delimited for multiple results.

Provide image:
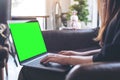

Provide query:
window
left=69, top=0, right=98, bottom=29
left=12, top=0, right=47, bottom=30
left=87, top=0, right=98, bottom=28
left=12, top=0, right=46, bottom=16
left=11, top=0, right=98, bottom=30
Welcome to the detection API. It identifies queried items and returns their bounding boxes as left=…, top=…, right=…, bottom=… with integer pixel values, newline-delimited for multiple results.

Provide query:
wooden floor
left=4, top=55, right=22, bottom=80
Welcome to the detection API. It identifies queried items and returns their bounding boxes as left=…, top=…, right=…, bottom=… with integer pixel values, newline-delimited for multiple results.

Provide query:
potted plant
left=67, top=0, right=89, bottom=25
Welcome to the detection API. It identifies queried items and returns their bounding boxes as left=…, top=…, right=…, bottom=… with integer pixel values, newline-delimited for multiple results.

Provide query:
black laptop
left=7, top=20, right=71, bottom=72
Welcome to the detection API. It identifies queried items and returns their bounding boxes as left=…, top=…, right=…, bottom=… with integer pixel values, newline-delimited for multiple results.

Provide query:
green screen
left=9, top=21, right=47, bottom=62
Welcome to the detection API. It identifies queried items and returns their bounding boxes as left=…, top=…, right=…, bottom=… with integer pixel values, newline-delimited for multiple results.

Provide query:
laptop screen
left=8, top=20, right=47, bottom=62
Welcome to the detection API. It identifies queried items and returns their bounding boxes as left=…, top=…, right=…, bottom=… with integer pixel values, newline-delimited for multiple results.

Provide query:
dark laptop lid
left=8, top=20, right=47, bottom=63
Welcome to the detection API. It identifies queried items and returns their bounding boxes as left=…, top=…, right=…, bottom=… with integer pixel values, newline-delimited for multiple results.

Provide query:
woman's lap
left=18, top=66, right=67, bottom=80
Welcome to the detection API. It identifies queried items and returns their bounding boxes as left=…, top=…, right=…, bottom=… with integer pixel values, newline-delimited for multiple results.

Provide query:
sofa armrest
left=42, top=29, right=100, bottom=52
left=66, top=62, right=120, bottom=80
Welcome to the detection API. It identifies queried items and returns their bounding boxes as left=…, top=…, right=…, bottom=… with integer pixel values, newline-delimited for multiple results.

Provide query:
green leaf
left=68, top=0, right=89, bottom=23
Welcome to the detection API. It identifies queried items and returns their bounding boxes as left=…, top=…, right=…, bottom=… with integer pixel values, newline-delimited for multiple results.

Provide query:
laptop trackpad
left=23, top=57, right=71, bottom=72
left=41, top=62, right=70, bottom=68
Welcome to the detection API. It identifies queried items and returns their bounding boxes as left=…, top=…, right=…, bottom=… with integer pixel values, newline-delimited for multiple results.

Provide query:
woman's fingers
left=40, top=54, right=69, bottom=65
left=58, top=50, right=71, bottom=55
left=40, top=55, right=50, bottom=63
left=40, top=54, right=56, bottom=63
left=58, top=50, right=75, bottom=56
left=58, top=50, right=67, bottom=54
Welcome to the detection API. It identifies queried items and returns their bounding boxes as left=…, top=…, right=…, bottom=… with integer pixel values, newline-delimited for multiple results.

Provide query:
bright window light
left=12, top=0, right=46, bottom=16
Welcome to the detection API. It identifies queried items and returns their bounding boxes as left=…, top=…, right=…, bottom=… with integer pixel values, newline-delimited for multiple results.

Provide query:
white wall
left=60, top=0, right=71, bottom=13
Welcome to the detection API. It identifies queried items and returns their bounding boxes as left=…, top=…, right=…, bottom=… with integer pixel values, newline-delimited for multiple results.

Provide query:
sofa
left=42, top=29, right=120, bottom=80
left=42, top=29, right=99, bottom=52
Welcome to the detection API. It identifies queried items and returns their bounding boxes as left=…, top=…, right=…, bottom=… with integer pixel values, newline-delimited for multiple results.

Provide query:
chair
left=0, top=47, right=8, bottom=80
left=0, top=24, right=9, bottom=80
left=42, top=29, right=120, bottom=80
left=0, top=0, right=11, bottom=80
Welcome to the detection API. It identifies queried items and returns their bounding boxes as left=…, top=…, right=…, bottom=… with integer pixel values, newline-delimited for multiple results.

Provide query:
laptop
left=7, top=20, right=71, bottom=72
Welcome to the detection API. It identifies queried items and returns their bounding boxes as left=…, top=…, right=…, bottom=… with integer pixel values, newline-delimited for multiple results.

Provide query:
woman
left=41, top=0, right=120, bottom=65
left=18, top=0, right=120, bottom=80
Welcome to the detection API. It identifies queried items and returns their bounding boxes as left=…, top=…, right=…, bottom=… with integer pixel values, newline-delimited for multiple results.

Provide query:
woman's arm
left=59, top=49, right=101, bottom=56
left=79, top=49, right=101, bottom=56
left=68, top=55, right=93, bottom=65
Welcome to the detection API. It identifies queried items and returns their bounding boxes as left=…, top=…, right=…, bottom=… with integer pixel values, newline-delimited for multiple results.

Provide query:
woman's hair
left=95, top=0, right=120, bottom=41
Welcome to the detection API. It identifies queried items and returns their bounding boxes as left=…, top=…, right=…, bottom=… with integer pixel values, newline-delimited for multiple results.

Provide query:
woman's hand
left=58, top=50, right=80, bottom=56
left=40, top=54, right=70, bottom=65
